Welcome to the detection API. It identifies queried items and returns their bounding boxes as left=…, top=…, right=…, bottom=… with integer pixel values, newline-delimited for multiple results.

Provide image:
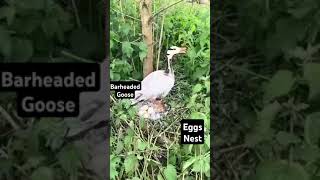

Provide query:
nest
left=136, top=99, right=169, bottom=120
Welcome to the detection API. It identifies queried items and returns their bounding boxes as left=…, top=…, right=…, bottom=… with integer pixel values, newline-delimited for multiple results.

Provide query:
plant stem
left=156, top=15, right=165, bottom=70
left=71, top=0, right=81, bottom=28
left=289, top=111, right=295, bottom=165
left=60, top=50, right=94, bottom=63
left=149, top=0, right=184, bottom=23
left=228, top=65, right=270, bottom=80
left=0, top=105, right=20, bottom=130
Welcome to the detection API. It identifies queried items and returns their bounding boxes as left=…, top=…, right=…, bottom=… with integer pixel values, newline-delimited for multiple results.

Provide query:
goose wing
left=133, top=70, right=174, bottom=102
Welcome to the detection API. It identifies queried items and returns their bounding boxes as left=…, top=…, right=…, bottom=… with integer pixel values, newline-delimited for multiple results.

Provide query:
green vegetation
left=0, top=0, right=105, bottom=62
left=0, top=0, right=104, bottom=179
left=110, top=0, right=210, bottom=179
left=214, top=0, right=320, bottom=179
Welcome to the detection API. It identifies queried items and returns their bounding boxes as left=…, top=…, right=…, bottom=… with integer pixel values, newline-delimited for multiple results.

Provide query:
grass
left=213, top=0, right=320, bottom=179
left=110, top=62, right=210, bottom=179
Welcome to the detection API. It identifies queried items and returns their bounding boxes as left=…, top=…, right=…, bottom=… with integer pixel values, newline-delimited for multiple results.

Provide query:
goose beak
left=179, top=47, right=187, bottom=54
left=168, top=46, right=187, bottom=54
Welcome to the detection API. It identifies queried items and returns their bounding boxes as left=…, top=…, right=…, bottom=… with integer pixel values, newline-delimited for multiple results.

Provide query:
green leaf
left=266, top=18, right=306, bottom=58
left=137, top=139, right=148, bottom=151
left=124, top=154, right=138, bottom=174
left=164, top=164, right=177, bottom=180
left=137, top=41, right=148, bottom=60
left=192, top=155, right=210, bottom=173
left=288, top=0, right=316, bottom=19
left=0, top=158, right=13, bottom=176
left=57, top=144, right=82, bottom=176
left=305, top=112, right=320, bottom=146
left=192, top=84, right=203, bottom=93
left=25, top=156, right=45, bottom=169
left=245, top=101, right=282, bottom=146
left=0, top=6, right=15, bottom=25
left=276, top=131, right=300, bottom=146
left=304, top=63, right=320, bottom=101
left=139, top=50, right=147, bottom=61
left=31, top=167, right=54, bottom=180
left=121, top=24, right=131, bottom=36
left=16, top=0, right=45, bottom=10
left=190, top=112, right=206, bottom=120
left=122, top=41, right=134, bottom=57
left=157, top=173, right=164, bottom=180
left=42, top=17, right=59, bottom=38
left=70, top=29, right=98, bottom=57
left=294, top=144, right=320, bottom=163
left=182, top=157, right=197, bottom=171
left=264, top=70, right=295, bottom=102
left=110, top=155, right=120, bottom=179
left=115, top=141, right=124, bottom=154
left=11, top=38, right=33, bottom=61
left=255, top=161, right=309, bottom=180
left=205, top=135, right=210, bottom=148
left=0, top=26, right=11, bottom=58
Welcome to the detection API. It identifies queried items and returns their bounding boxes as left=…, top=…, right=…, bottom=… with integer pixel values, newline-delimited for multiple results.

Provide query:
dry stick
left=149, top=0, right=184, bottom=23
left=228, top=65, right=270, bottom=80
left=0, top=105, right=20, bottom=130
left=71, top=0, right=81, bottom=28
left=111, top=8, right=141, bottom=21
left=217, top=144, right=246, bottom=154
left=60, top=50, right=94, bottom=63
left=119, top=0, right=126, bottom=22
left=231, top=149, right=249, bottom=166
left=289, top=111, right=296, bottom=165
left=156, top=15, right=165, bottom=70
left=224, top=155, right=240, bottom=180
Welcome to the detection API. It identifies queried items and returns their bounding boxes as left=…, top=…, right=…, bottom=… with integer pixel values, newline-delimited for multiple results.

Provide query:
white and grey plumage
left=132, top=46, right=186, bottom=104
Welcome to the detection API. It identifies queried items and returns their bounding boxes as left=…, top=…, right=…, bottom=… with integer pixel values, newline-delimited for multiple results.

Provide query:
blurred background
left=110, top=0, right=210, bottom=179
left=0, top=0, right=105, bottom=180
left=213, top=0, right=320, bottom=179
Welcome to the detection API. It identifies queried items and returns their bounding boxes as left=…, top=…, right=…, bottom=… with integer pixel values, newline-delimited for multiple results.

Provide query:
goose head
left=166, top=46, right=187, bottom=60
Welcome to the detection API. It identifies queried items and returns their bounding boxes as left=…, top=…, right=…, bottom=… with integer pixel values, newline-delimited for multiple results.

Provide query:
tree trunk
left=139, top=0, right=153, bottom=77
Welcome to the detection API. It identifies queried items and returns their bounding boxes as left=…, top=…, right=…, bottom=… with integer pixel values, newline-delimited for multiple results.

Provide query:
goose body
left=131, top=46, right=186, bottom=104
left=133, top=70, right=174, bottom=103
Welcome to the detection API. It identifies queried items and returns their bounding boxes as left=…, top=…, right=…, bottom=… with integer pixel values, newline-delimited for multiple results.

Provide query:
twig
left=217, top=144, right=246, bottom=154
left=224, top=155, right=240, bottom=180
left=149, top=0, right=184, bottom=23
left=110, top=95, right=117, bottom=103
left=156, top=15, right=165, bottom=70
left=119, top=0, right=126, bottom=22
left=228, top=65, right=270, bottom=80
left=60, top=50, right=94, bottom=63
left=71, top=0, right=82, bottom=28
left=111, top=8, right=141, bottom=21
left=0, top=105, right=20, bottom=130
left=232, top=150, right=249, bottom=166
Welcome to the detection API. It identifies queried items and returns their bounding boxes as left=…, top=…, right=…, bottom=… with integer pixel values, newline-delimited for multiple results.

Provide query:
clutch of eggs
left=137, top=99, right=168, bottom=120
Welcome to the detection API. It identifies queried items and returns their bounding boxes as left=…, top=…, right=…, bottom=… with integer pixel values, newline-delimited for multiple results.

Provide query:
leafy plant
left=0, top=0, right=105, bottom=179
left=110, top=1, right=210, bottom=179
left=214, top=0, right=320, bottom=179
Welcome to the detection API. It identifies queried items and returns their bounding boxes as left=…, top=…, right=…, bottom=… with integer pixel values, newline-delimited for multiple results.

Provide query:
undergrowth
left=0, top=0, right=104, bottom=179
left=214, top=0, right=320, bottom=179
left=110, top=1, right=210, bottom=179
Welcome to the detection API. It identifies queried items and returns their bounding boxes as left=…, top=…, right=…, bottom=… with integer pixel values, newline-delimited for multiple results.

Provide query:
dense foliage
left=0, top=0, right=104, bottom=179
left=214, top=0, right=320, bottom=179
left=110, top=0, right=210, bottom=179
left=0, top=0, right=105, bottom=62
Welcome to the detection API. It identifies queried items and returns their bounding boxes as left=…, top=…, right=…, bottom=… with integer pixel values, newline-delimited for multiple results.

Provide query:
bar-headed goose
left=132, top=46, right=187, bottom=104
